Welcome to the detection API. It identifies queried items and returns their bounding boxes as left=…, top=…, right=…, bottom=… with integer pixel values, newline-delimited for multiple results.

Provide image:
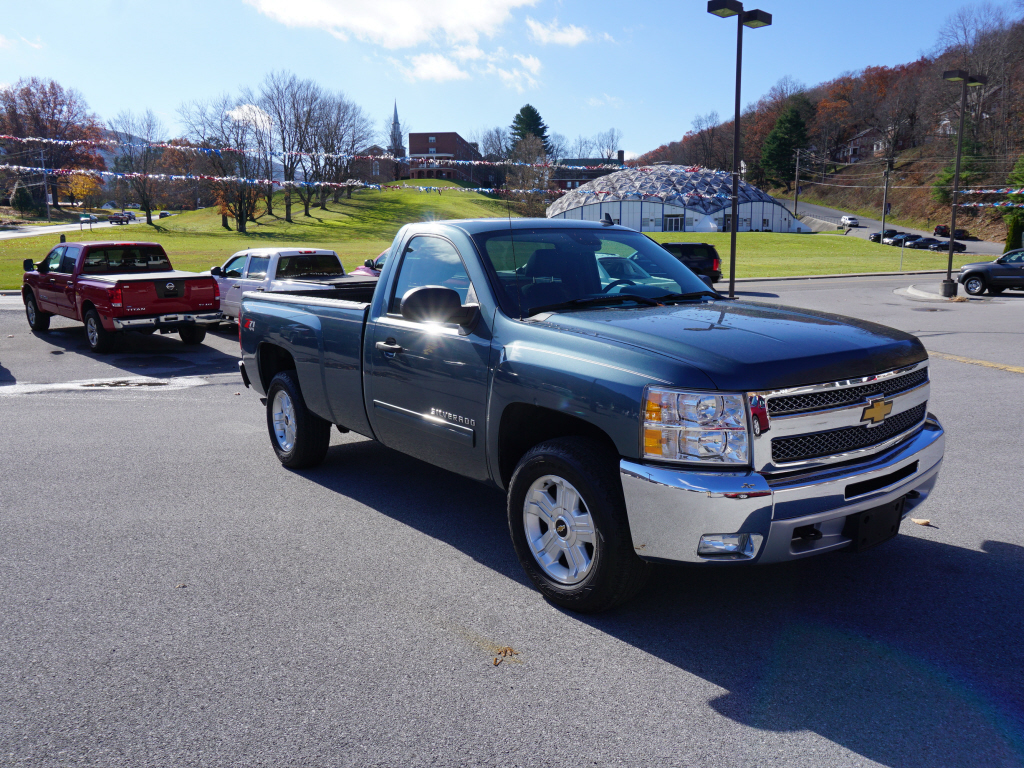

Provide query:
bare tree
left=568, top=134, right=594, bottom=159
left=547, top=132, right=568, bottom=164
left=507, top=134, right=548, bottom=215
left=179, top=95, right=265, bottom=233
left=690, top=113, right=720, bottom=167
left=108, top=109, right=164, bottom=225
left=594, top=128, right=623, bottom=159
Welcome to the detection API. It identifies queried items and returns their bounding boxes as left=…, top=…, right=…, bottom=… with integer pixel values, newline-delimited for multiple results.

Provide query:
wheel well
left=80, top=300, right=96, bottom=315
left=498, top=403, right=619, bottom=489
left=257, top=343, right=296, bottom=391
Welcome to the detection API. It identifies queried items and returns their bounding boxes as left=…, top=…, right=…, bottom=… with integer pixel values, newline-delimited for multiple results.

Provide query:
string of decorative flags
left=952, top=186, right=1024, bottom=208
left=0, top=134, right=626, bottom=172
left=0, top=163, right=559, bottom=196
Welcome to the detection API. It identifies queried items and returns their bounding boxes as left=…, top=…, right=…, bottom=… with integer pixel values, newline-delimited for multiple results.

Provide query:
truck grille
left=771, top=403, right=926, bottom=463
left=767, top=368, right=927, bottom=416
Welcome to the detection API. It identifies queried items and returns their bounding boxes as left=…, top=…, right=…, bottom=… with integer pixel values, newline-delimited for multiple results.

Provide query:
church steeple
left=389, top=102, right=405, bottom=158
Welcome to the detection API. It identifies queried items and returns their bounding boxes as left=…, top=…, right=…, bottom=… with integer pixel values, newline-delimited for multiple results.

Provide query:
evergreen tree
left=510, top=104, right=551, bottom=154
left=1004, top=153, right=1024, bottom=252
left=932, top=121, right=983, bottom=206
left=12, top=181, right=35, bottom=217
left=760, top=106, right=807, bottom=191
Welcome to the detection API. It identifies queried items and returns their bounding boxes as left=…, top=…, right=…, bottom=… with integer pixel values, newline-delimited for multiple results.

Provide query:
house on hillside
left=551, top=150, right=625, bottom=190
left=408, top=132, right=484, bottom=183
left=935, top=84, right=1001, bottom=137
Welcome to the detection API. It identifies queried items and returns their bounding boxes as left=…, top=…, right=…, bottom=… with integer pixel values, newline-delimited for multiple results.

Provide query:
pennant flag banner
left=956, top=187, right=1024, bottom=195
left=957, top=201, right=1024, bottom=208
left=0, top=134, right=626, bottom=172
left=0, top=163, right=562, bottom=197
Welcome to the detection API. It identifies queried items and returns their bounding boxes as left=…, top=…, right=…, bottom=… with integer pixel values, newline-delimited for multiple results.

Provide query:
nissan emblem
left=166, top=282, right=175, bottom=291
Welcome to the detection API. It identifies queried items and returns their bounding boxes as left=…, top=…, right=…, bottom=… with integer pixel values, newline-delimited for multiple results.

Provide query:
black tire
left=988, top=287, right=1004, bottom=295
left=507, top=437, right=651, bottom=613
left=265, top=370, right=331, bottom=469
left=25, top=293, right=50, bottom=331
left=138, top=327, right=157, bottom=335
left=963, top=275, right=986, bottom=296
left=83, top=307, right=115, bottom=353
left=178, top=325, right=207, bottom=345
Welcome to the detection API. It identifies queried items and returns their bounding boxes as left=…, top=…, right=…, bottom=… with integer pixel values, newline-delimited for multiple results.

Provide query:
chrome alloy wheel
left=86, top=315, right=99, bottom=347
left=271, top=390, right=297, bottom=452
left=965, top=277, right=983, bottom=295
left=26, top=299, right=36, bottom=325
left=523, top=474, right=597, bottom=585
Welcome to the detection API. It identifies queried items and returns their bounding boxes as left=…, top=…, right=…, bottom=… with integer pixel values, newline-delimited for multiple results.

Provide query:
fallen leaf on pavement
left=910, top=518, right=931, bottom=526
left=175, top=583, right=187, bottom=589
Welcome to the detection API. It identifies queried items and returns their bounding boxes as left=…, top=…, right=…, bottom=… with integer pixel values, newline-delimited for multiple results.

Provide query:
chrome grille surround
left=747, top=361, right=929, bottom=473
left=767, top=367, right=928, bottom=415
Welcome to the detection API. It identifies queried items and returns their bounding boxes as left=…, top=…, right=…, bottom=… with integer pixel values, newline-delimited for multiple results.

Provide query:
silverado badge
left=861, top=398, right=893, bottom=426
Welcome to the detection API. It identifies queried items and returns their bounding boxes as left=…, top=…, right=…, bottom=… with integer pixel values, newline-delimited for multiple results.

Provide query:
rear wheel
left=25, top=293, right=50, bottom=332
left=83, top=308, right=115, bottom=353
left=507, top=437, right=650, bottom=613
left=265, top=370, right=331, bottom=468
left=988, top=287, right=1004, bottom=295
left=963, top=275, right=986, bottom=296
left=178, top=325, right=207, bottom=345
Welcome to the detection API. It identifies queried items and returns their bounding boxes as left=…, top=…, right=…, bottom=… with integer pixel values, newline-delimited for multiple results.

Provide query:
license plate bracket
left=842, top=496, right=905, bottom=553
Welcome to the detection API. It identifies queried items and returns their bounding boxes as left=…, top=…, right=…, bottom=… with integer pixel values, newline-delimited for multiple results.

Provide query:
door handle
left=48, top=278, right=56, bottom=283
left=231, top=284, right=241, bottom=288
left=375, top=340, right=403, bottom=354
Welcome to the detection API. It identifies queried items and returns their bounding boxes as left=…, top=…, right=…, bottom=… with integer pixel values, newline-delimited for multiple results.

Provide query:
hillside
left=771, top=144, right=1013, bottom=244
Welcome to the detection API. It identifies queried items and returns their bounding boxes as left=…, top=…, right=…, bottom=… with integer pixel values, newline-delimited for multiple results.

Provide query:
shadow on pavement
left=27, top=324, right=240, bottom=378
left=734, top=291, right=780, bottom=298
left=303, top=437, right=1024, bottom=768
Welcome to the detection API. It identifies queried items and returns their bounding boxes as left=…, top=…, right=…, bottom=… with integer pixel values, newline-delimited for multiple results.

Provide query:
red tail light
left=212, top=279, right=221, bottom=301
left=713, top=257, right=721, bottom=271
left=109, top=285, right=123, bottom=308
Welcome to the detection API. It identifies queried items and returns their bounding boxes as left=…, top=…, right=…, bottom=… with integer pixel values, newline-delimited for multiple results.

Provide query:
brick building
left=551, top=150, right=625, bottom=190
left=408, top=132, right=483, bottom=183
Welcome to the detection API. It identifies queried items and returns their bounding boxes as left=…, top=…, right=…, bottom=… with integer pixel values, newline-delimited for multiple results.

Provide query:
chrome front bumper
left=112, top=311, right=222, bottom=330
left=620, top=415, right=944, bottom=564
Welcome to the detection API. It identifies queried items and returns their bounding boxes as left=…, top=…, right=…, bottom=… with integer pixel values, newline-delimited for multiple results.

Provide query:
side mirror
left=699, top=274, right=715, bottom=289
left=23, top=259, right=34, bottom=272
left=37, top=260, right=49, bottom=274
left=364, top=259, right=375, bottom=268
left=211, top=266, right=223, bottom=276
left=401, top=286, right=478, bottom=327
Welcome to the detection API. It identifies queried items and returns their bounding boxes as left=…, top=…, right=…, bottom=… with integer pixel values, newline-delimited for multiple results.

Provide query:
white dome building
left=546, top=165, right=807, bottom=234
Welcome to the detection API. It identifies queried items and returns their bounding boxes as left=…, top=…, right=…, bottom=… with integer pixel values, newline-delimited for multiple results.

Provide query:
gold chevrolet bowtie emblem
left=861, top=398, right=893, bottom=425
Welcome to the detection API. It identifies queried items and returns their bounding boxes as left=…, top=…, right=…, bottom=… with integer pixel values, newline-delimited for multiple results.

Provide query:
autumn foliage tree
left=0, top=77, right=105, bottom=208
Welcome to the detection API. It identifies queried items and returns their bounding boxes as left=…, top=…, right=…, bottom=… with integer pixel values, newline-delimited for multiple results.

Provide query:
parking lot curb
left=734, top=269, right=948, bottom=283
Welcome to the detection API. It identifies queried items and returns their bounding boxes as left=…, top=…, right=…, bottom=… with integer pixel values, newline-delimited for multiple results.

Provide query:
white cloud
left=19, top=36, right=43, bottom=50
left=601, top=32, right=616, bottom=43
left=525, top=17, right=588, bottom=45
left=452, top=44, right=485, bottom=61
left=623, top=151, right=639, bottom=160
left=0, top=35, right=13, bottom=50
left=586, top=93, right=623, bottom=108
left=398, top=53, right=470, bottom=82
left=245, top=0, right=537, bottom=49
left=513, top=53, right=541, bottom=75
left=226, top=104, right=273, bottom=131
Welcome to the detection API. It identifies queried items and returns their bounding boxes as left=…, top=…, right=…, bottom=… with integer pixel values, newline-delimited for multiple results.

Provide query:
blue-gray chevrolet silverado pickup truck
left=238, top=219, right=944, bottom=612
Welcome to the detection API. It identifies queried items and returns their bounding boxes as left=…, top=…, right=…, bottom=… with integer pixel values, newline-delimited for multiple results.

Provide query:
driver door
left=35, top=247, right=66, bottom=312
left=218, top=254, right=249, bottom=318
left=366, top=235, right=492, bottom=481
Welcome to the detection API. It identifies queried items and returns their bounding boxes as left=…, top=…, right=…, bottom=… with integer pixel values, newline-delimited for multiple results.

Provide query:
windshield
left=81, top=246, right=172, bottom=274
left=472, top=228, right=713, bottom=317
left=277, top=253, right=344, bottom=278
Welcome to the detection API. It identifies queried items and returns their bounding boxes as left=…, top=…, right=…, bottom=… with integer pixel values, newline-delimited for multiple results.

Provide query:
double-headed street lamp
left=940, top=69, right=987, bottom=298
left=707, top=0, right=772, bottom=299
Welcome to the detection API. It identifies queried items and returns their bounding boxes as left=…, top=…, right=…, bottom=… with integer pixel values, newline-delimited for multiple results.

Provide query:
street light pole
left=707, top=0, right=771, bottom=299
left=940, top=70, right=987, bottom=298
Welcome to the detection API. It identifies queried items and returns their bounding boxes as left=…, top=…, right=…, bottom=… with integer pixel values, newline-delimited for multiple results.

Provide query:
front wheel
left=507, top=437, right=650, bottom=613
left=963, top=275, right=986, bottom=296
left=265, top=370, right=331, bottom=468
left=25, top=293, right=50, bottom=331
left=178, top=325, right=207, bottom=345
left=83, top=308, right=115, bottom=353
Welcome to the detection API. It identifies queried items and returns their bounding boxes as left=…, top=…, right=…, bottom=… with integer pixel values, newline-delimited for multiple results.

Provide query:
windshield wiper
left=527, top=293, right=661, bottom=317
left=654, top=290, right=723, bottom=303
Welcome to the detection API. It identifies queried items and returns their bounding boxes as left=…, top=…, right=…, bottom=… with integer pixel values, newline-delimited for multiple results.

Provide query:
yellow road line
left=929, top=351, right=1024, bottom=374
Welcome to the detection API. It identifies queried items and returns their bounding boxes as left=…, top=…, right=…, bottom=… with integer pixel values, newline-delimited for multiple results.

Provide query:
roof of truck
left=409, top=218, right=634, bottom=235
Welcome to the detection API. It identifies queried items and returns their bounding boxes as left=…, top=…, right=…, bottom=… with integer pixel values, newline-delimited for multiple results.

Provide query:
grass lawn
left=1, top=187, right=975, bottom=289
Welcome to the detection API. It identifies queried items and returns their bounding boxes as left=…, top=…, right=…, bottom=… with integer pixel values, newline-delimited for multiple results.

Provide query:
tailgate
left=120, top=277, right=219, bottom=314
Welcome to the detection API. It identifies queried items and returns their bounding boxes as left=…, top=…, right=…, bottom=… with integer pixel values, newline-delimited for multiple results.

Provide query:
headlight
left=643, top=387, right=750, bottom=465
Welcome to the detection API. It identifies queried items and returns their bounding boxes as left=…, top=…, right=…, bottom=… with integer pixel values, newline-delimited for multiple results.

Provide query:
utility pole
left=879, top=158, right=891, bottom=243
left=793, top=149, right=801, bottom=217
left=40, top=150, right=51, bottom=222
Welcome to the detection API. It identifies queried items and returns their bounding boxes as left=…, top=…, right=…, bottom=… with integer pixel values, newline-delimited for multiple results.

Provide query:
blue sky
left=0, top=0, right=1009, bottom=158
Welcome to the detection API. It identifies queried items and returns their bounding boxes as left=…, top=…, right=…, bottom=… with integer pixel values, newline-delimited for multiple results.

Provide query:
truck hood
left=537, top=300, right=927, bottom=391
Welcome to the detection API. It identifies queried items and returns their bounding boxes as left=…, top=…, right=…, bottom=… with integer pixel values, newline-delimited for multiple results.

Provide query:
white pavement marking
left=0, top=375, right=209, bottom=396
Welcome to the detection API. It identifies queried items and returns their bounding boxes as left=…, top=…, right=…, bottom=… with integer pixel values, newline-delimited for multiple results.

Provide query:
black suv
left=658, top=242, right=722, bottom=283
left=959, top=250, right=1024, bottom=295
left=869, top=229, right=898, bottom=243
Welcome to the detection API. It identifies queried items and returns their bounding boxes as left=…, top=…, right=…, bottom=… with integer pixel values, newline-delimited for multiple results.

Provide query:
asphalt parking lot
left=1, top=279, right=1022, bottom=767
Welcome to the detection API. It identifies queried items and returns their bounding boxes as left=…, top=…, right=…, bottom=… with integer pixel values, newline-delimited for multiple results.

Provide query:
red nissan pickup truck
left=22, top=241, right=221, bottom=352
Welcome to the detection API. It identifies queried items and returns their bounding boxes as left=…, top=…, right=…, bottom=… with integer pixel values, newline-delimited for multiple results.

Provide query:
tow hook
left=792, top=524, right=823, bottom=541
